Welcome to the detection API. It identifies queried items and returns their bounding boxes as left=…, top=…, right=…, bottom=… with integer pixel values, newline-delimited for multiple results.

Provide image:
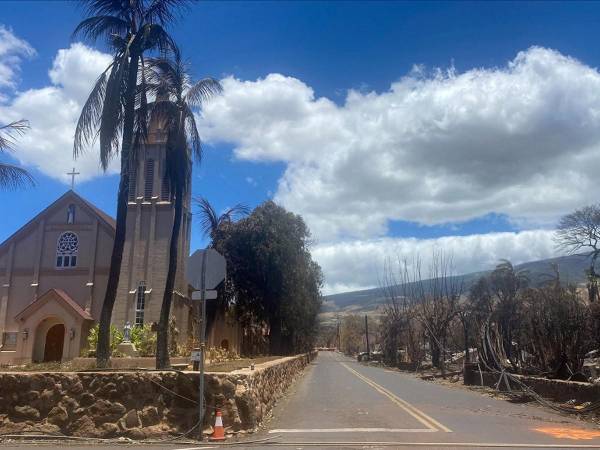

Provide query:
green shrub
left=131, top=324, right=156, bottom=357
left=85, top=324, right=123, bottom=357
left=207, top=346, right=239, bottom=363
left=169, top=316, right=179, bottom=356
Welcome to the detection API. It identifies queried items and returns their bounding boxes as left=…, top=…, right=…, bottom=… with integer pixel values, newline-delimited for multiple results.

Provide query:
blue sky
left=2, top=1, right=600, bottom=293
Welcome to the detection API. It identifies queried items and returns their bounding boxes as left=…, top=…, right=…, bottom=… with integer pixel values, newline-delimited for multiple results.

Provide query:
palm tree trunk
left=96, top=53, right=139, bottom=368
left=156, top=183, right=183, bottom=369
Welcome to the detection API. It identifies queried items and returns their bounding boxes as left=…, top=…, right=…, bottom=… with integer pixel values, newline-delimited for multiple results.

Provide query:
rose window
left=56, top=232, right=78, bottom=268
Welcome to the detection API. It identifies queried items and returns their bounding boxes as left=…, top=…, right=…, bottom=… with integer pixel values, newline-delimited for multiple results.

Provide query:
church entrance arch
left=44, top=324, right=65, bottom=362
left=33, top=317, right=65, bottom=362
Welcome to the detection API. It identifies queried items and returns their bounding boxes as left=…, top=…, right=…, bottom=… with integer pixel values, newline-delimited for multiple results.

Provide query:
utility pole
left=337, top=320, right=340, bottom=351
left=192, top=250, right=208, bottom=440
left=365, top=315, right=370, bottom=359
left=188, top=248, right=226, bottom=441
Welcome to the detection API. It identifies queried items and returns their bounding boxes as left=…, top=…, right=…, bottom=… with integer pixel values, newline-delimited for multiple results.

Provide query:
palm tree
left=0, top=120, right=34, bottom=189
left=144, top=56, right=222, bottom=368
left=195, top=197, right=249, bottom=245
left=73, top=0, right=189, bottom=368
left=194, top=197, right=249, bottom=352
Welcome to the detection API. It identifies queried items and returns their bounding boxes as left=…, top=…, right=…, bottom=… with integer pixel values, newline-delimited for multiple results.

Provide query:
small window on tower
left=128, top=163, right=137, bottom=202
left=135, top=281, right=146, bottom=326
left=67, top=204, right=75, bottom=224
left=144, top=159, right=154, bottom=200
left=161, top=171, right=170, bottom=201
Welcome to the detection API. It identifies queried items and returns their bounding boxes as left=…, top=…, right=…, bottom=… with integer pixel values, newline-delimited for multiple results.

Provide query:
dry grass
left=206, top=356, right=282, bottom=372
left=0, top=356, right=283, bottom=373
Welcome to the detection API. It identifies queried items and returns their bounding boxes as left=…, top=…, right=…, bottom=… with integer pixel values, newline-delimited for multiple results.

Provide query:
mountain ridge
left=322, top=253, right=591, bottom=316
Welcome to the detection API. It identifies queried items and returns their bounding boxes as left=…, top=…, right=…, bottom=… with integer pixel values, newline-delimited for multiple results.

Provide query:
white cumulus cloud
left=0, top=42, right=114, bottom=183
left=313, top=229, right=558, bottom=294
left=200, top=47, right=600, bottom=242
left=0, top=25, right=35, bottom=91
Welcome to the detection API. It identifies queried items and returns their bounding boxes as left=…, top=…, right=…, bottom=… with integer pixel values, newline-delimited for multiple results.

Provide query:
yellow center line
left=340, top=361, right=452, bottom=433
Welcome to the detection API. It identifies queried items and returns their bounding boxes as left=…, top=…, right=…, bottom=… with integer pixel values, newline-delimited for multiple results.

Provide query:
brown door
left=43, top=324, right=65, bottom=362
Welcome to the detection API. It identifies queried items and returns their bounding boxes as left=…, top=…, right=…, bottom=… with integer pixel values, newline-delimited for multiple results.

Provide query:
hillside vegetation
left=322, top=253, right=590, bottom=318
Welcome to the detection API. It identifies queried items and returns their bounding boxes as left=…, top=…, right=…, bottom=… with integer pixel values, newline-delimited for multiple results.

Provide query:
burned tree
left=488, top=260, right=529, bottom=369
left=556, top=204, right=600, bottom=302
left=379, top=258, right=422, bottom=367
left=379, top=252, right=462, bottom=375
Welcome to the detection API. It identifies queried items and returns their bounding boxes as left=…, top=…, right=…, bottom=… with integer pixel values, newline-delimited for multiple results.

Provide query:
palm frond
left=98, top=54, right=127, bottom=170
left=72, top=15, right=129, bottom=43
left=133, top=55, right=149, bottom=149
left=78, top=0, right=142, bottom=21
left=74, top=65, right=112, bottom=158
left=144, top=56, right=180, bottom=91
left=164, top=128, right=192, bottom=195
left=145, top=0, right=194, bottom=25
left=137, top=23, right=180, bottom=57
left=0, top=121, right=34, bottom=189
left=0, top=120, right=30, bottom=152
left=222, top=203, right=250, bottom=222
left=194, top=197, right=220, bottom=237
left=186, top=77, right=222, bottom=107
left=0, top=163, right=35, bottom=190
left=183, top=105, right=201, bottom=161
left=108, top=34, right=129, bottom=53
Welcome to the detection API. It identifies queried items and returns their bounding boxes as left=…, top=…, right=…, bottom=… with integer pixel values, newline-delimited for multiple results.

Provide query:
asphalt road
left=257, top=351, right=600, bottom=448
left=3, top=351, right=600, bottom=449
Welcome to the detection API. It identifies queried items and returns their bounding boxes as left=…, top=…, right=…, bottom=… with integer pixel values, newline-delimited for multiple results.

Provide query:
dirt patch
left=206, top=356, right=281, bottom=373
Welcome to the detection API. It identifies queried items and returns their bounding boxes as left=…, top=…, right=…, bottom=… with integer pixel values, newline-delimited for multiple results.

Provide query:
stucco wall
left=0, top=193, right=114, bottom=365
left=0, top=351, right=317, bottom=439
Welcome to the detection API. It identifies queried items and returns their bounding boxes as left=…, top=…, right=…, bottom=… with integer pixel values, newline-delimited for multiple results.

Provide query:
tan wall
left=0, top=194, right=113, bottom=363
left=113, top=141, right=192, bottom=344
left=12, top=292, right=90, bottom=364
left=10, top=233, right=36, bottom=268
left=207, top=311, right=241, bottom=354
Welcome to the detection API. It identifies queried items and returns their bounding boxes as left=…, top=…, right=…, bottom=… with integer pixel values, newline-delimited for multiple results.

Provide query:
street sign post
left=187, top=249, right=226, bottom=290
left=186, top=248, right=226, bottom=440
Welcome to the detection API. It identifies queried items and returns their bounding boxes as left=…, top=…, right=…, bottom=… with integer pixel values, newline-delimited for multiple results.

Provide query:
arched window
left=56, top=231, right=78, bottom=268
left=67, top=204, right=75, bottom=224
left=135, top=281, right=146, bottom=326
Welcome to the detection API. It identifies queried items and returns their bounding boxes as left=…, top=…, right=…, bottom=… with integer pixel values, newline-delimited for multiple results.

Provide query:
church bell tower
left=112, top=117, right=193, bottom=339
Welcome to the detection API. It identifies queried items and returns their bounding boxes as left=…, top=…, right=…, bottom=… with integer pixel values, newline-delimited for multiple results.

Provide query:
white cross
left=67, top=168, right=80, bottom=190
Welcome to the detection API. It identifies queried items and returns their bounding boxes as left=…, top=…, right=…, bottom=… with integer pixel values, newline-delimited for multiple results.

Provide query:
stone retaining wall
left=463, top=364, right=600, bottom=404
left=0, top=351, right=317, bottom=439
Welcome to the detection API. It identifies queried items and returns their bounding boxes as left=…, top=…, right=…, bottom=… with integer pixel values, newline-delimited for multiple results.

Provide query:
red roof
left=15, top=288, right=93, bottom=321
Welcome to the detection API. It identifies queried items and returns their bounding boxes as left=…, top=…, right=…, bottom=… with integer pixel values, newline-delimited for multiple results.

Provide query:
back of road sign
left=187, top=248, right=227, bottom=291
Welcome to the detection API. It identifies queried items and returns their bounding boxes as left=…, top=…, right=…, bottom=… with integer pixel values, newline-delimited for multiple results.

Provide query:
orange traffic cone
left=209, top=409, right=226, bottom=441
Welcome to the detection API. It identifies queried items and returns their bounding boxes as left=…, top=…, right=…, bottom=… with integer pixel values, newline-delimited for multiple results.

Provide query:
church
left=0, top=123, right=239, bottom=364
